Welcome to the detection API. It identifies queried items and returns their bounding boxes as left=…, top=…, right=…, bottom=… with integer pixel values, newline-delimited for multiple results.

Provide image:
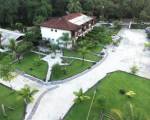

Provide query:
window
left=51, top=29, right=53, bottom=31
left=55, top=29, right=57, bottom=32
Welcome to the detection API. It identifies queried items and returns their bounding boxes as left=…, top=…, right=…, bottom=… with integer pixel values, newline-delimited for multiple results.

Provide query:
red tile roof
left=41, top=13, right=94, bottom=31
left=41, top=17, right=79, bottom=31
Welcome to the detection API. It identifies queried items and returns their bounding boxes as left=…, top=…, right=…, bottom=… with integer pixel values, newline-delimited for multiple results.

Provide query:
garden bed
left=64, top=71, right=150, bottom=120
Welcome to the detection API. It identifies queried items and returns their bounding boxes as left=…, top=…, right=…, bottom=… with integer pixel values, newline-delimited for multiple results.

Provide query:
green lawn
left=63, top=46, right=102, bottom=62
left=64, top=71, right=150, bottom=120
left=0, top=84, right=25, bottom=120
left=14, top=53, right=48, bottom=80
left=50, top=59, right=93, bottom=81
left=0, top=52, right=48, bottom=80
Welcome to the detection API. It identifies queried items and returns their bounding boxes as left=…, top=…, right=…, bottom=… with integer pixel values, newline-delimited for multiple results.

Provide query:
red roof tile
left=41, top=13, right=94, bottom=31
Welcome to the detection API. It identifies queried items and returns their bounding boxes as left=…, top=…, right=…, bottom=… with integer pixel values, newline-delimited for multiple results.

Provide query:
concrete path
left=42, top=53, right=63, bottom=82
left=25, top=29, right=150, bottom=120
left=62, top=56, right=96, bottom=63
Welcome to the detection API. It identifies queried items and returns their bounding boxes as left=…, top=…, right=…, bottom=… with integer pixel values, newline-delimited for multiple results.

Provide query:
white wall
left=40, top=27, right=72, bottom=44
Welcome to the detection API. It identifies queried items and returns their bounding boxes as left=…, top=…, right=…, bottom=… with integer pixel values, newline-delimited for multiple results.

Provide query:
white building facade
left=40, top=13, right=96, bottom=47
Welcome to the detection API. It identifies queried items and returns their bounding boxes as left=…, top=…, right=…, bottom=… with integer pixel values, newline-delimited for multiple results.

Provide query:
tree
left=0, top=64, right=15, bottom=89
left=67, top=0, right=82, bottom=13
left=59, top=33, right=71, bottom=48
left=0, top=0, right=52, bottom=27
left=50, top=0, right=67, bottom=16
left=18, top=85, right=38, bottom=104
left=8, top=40, right=32, bottom=62
left=15, top=41, right=33, bottom=63
left=0, top=32, right=2, bottom=48
left=73, top=88, right=90, bottom=103
left=8, top=39, right=17, bottom=59
left=24, top=27, right=42, bottom=45
left=15, top=22, right=24, bottom=32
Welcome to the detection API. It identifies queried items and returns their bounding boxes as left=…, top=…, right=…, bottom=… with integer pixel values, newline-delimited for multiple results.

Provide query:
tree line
left=0, top=0, right=150, bottom=27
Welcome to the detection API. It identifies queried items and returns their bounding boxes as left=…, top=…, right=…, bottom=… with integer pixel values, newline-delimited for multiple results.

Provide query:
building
left=40, top=13, right=96, bottom=46
left=0, top=28, right=24, bottom=46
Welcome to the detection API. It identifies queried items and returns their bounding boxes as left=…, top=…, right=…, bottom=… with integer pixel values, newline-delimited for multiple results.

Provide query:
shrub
left=113, top=20, right=121, bottom=29
left=51, top=64, right=62, bottom=76
left=130, top=65, right=139, bottom=74
left=147, top=33, right=150, bottom=39
left=144, top=42, right=150, bottom=50
left=119, top=89, right=126, bottom=95
left=125, top=91, right=136, bottom=98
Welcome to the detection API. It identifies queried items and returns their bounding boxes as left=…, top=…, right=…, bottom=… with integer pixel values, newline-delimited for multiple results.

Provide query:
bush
left=119, top=89, right=126, bottom=95
left=113, top=20, right=121, bottom=29
left=130, top=65, right=139, bottom=74
left=125, top=91, right=136, bottom=98
left=51, top=64, right=62, bottom=76
left=147, top=33, right=150, bottom=39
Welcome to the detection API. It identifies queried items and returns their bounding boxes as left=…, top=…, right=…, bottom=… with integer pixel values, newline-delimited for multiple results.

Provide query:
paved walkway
left=62, top=56, right=96, bottom=63
left=25, top=29, right=150, bottom=120
left=42, top=53, right=63, bottom=82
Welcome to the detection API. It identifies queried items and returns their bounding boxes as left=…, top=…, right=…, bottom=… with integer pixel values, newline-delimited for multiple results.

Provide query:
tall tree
left=67, top=0, right=82, bottom=13
left=59, top=33, right=71, bottom=48
left=0, top=32, right=2, bottom=48
left=0, top=64, right=15, bottom=89
left=18, top=85, right=38, bottom=104
left=8, top=39, right=17, bottom=59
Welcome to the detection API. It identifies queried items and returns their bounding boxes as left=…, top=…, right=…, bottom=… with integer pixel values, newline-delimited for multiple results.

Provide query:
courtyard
left=25, top=29, right=150, bottom=120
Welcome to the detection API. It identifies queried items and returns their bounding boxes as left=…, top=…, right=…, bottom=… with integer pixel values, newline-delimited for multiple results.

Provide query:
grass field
left=0, top=52, right=48, bottom=80
left=0, top=84, right=25, bottom=120
left=64, top=71, right=150, bottom=120
left=63, top=45, right=103, bottom=62
left=50, top=60, right=93, bottom=81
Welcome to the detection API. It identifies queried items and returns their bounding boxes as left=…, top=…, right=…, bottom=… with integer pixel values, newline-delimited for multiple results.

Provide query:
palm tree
left=73, top=88, right=90, bottom=103
left=0, top=64, right=15, bottom=89
left=0, top=32, right=2, bottom=48
left=78, top=47, right=88, bottom=64
left=59, top=33, right=71, bottom=48
left=67, top=0, right=82, bottom=13
left=8, top=39, right=17, bottom=59
left=18, top=85, right=38, bottom=104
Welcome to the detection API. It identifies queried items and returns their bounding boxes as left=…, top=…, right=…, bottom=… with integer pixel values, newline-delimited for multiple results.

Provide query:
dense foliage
left=0, top=0, right=150, bottom=27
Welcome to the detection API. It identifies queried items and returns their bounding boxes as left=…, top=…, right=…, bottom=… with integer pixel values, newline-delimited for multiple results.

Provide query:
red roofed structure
left=40, top=13, right=96, bottom=48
